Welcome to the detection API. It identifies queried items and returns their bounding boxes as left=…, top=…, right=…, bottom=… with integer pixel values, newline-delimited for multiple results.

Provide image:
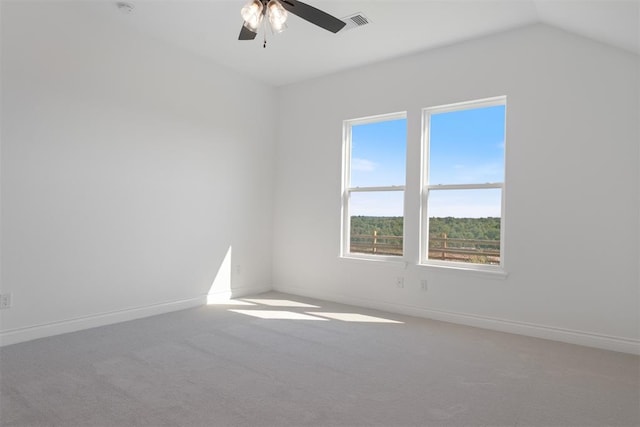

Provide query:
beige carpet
left=1, top=292, right=639, bottom=426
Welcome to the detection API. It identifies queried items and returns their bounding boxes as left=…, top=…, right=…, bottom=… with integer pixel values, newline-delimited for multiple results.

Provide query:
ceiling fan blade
left=239, top=25, right=257, bottom=40
left=280, top=0, right=346, bottom=33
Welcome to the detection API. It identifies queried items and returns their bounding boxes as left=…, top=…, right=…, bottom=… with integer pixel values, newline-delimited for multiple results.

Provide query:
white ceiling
left=87, top=0, right=639, bottom=86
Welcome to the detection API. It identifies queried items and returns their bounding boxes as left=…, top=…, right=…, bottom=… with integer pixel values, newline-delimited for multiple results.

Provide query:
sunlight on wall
left=207, top=246, right=233, bottom=304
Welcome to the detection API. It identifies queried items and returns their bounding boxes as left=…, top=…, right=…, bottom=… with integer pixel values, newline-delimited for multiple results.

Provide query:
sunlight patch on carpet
left=241, top=299, right=320, bottom=308
left=307, top=312, right=403, bottom=323
left=229, top=310, right=328, bottom=320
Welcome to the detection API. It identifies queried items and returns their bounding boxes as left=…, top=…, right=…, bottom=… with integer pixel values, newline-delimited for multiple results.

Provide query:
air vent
left=340, top=13, right=370, bottom=31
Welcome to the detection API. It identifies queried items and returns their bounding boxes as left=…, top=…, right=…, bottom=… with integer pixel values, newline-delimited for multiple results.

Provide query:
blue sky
left=351, top=118, right=406, bottom=188
left=429, top=105, right=505, bottom=185
left=350, top=105, right=505, bottom=218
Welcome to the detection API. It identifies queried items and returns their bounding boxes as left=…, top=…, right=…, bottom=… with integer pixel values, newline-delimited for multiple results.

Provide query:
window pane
left=429, top=105, right=505, bottom=185
left=351, top=118, right=406, bottom=187
left=350, top=191, right=403, bottom=256
left=427, top=189, right=501, bottom=265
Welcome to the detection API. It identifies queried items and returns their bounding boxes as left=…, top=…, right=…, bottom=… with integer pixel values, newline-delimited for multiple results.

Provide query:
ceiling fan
left=239, top=0, right=346, bottom=47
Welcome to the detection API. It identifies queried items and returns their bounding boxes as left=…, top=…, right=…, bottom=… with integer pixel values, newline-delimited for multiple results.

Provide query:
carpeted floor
left=1, top=292, right=639, bottom=426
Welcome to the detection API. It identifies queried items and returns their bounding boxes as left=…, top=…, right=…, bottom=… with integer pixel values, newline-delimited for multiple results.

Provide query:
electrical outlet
left=420, top=280, right=428, bottom=291
left=396, top=277, right=404, bottom=288
left=0, top=293, right=12, bottom=309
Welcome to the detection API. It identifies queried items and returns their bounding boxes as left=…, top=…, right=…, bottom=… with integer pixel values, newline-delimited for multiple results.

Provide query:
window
left=421, top=97, right=506, bottom=270
left=342, top=113, right=407, bottom=259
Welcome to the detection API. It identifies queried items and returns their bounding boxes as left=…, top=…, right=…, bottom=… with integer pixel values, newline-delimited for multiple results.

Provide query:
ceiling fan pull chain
left=263, top=14, right=267, bottom=48
left=262, top=11, right=267, bottom=49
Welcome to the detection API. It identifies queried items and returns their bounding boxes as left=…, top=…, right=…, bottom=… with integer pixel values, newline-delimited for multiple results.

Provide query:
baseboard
left=230, top=284, right=273, bottom=299
left=6, top=284, right=636, bottom=355
left=0, top=283, right=276, bottom=347
left=206, top=284, right=273, bottom=303
left=0, top=296, right=207, bottom=347
left=274, top=284, right=640, bottom=355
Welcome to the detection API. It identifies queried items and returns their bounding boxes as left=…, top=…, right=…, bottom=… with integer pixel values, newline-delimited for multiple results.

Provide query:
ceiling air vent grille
left=340, top=13, right=370, bottom=31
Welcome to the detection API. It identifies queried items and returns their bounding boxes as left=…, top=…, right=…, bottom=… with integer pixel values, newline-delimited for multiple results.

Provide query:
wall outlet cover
left=0, top=293, right=12, bottom=309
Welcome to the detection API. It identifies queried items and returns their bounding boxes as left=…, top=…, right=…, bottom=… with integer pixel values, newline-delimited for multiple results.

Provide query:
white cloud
left=352, top=158, right=376, bottom=172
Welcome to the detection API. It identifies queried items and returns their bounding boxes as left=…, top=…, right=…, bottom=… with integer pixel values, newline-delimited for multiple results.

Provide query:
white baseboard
left=274, top=284, right=640, bottom=355
left=1, top=284, right=276, bottom=347
left=0, top=296, right=206, bottom=347
left=230, top=284, right=273, bottom=299
left=6, top=284, right=636, bottom=355
left=206, top=285, right=273, bottom=304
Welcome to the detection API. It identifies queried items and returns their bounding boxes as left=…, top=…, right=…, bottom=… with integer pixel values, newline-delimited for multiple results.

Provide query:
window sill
left=418, top=262, right=508, bottom=279
left=340, top=254, right=408, bottom=268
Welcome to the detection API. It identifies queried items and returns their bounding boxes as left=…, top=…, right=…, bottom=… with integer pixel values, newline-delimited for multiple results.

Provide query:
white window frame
left=341, top=112, right=407, bottom=262
left=420, top=97, right=507, bottom=274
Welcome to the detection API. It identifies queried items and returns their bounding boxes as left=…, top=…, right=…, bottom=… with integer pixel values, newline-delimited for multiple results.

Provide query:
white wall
left=273, top=24, right=640, bottom=353
left=1, top=2, right=276, bottom=343
left=1, top=4, right=638, bottom=354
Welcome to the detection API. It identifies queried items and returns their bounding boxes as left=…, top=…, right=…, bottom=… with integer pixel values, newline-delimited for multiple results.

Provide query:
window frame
left=419, top=96, right=507, bottom=274
left=341, top=111, right=407, bottom=262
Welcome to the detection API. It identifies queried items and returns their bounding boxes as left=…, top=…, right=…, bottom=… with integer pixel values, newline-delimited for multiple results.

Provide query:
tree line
left=350, top=216, right=500, bottom=241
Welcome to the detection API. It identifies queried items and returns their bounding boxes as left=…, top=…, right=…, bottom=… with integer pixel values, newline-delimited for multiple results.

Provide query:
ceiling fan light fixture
left=238, top=0, right=346, bottom=43
left=267, top=0, right=288, bottom=33
left=241, top=0, right=264, bottom=32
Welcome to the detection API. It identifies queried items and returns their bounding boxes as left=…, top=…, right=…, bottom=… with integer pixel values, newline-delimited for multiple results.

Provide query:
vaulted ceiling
left=86, top=0, right=639, bottom=86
